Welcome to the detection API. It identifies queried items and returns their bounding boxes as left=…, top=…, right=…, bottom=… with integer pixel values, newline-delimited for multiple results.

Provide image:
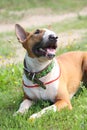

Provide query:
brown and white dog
left=15, top=24, right=87, bottom=119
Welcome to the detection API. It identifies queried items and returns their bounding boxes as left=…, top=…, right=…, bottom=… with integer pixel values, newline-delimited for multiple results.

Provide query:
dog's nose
left=49, top=35, right=58, bottom=41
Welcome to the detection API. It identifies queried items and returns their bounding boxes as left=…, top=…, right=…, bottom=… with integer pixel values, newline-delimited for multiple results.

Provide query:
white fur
left=29, top=104, right=57, bottom=119
left=14, top=99, right=33, bottom=115
left=43, top=29, right=57, bottom=43
left=25, top=53, right=52, bottom=72
left=23, top=57, right=60, bottom=102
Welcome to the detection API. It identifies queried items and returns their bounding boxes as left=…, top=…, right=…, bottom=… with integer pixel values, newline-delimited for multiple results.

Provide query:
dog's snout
left=49, top=35, right=58, bottom=41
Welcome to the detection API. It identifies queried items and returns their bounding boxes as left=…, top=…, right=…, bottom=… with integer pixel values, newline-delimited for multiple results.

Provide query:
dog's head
left=15, top=24, right=58, bottom=60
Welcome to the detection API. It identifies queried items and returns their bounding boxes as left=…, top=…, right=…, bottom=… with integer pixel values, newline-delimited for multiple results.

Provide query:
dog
left=15, top=24, right=87, bottom=119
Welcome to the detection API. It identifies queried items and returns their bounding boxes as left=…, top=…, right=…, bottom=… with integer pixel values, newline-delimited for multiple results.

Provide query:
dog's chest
left=23, top=79, right=59, bottom=102
left=23, top=60, right=60, bottom=102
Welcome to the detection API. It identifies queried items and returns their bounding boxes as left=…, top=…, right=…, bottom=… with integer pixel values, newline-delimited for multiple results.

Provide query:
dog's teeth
left=39, top=48, right=45, bottom=52
left=39, top=48, right=43, bottom=51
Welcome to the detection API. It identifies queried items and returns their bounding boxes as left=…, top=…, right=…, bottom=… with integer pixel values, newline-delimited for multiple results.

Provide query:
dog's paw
left=29, top=105, right=57, bottom=121
left=13, top=109, right=28, bottom=117
left=29, top=113, right=40, bottom=119
left=29, top=114, right=37, bottom=121
left=13, top=112, right=18, bottom=116
left=13, top=111, right=22, bottom=116
left=29, top=112, right=41, bottom=121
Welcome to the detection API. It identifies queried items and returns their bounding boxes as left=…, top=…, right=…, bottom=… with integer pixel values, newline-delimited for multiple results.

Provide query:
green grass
left=0, top=0, right=87, bottom=23
left=0, top=0, right=87, bottom=11
left=52, top=16, right=87, bottom=33
left=0, top=41, right=87, bottom=130
left=56, top=33, right=87, bottom=55
left=0, top=32, right=16, bottom=58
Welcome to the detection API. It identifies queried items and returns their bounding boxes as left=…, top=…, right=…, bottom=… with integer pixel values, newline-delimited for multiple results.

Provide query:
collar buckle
left=28, top=72, right=35, bottom=81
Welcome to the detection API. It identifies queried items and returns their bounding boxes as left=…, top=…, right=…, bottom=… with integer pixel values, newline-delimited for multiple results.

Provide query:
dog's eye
left=34, top=29, right=40, bottom=34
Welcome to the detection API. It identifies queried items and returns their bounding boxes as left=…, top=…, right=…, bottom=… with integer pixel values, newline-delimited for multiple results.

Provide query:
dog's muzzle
left=32, top=34, right=58, bottom=59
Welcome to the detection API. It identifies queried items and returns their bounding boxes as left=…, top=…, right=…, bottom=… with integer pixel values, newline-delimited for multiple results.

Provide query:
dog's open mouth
left=39, top=46, right=57, bottom=58
left=33, top=43, right=57, bottom=59
left=32, top=32, right=58, bottom=59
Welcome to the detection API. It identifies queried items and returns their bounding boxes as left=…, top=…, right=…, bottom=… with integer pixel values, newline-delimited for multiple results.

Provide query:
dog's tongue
left=46, top=48, right=56, bottom=54
left=46, top=48, right=56, bottom=58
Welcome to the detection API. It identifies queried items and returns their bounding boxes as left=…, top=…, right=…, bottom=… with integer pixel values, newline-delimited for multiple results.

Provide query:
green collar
left=24, top=60, right=54, bottom=89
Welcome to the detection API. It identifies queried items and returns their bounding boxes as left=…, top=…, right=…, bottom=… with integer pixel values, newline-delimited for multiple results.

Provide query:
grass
left=0, top=0, right=87, bottom=11
left=0, top=40, right=87, bottom=130
left=56, top=33, right=87, bottom=55
left=52, top=16, right=87, bottom=33
left=0, top=32, right=16, bottom=58
left=1, top=93, right=87, bottom=130
left=0, top=0, right=87, bottom=23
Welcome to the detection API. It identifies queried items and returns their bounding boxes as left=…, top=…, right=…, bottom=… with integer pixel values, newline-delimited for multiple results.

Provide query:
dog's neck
left=25, top=53, right=53, bottom=72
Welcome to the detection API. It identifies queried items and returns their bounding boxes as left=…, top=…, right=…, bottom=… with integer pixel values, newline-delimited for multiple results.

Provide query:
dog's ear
left=15, top=24, right=28, bottom=43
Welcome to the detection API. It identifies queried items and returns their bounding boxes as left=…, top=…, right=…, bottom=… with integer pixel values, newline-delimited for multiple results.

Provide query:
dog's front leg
left=14, top=99, right=33, bottom=116
left=55, top=99, right=72, bottom=111
left=29, top=104, right=57, bottom=120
